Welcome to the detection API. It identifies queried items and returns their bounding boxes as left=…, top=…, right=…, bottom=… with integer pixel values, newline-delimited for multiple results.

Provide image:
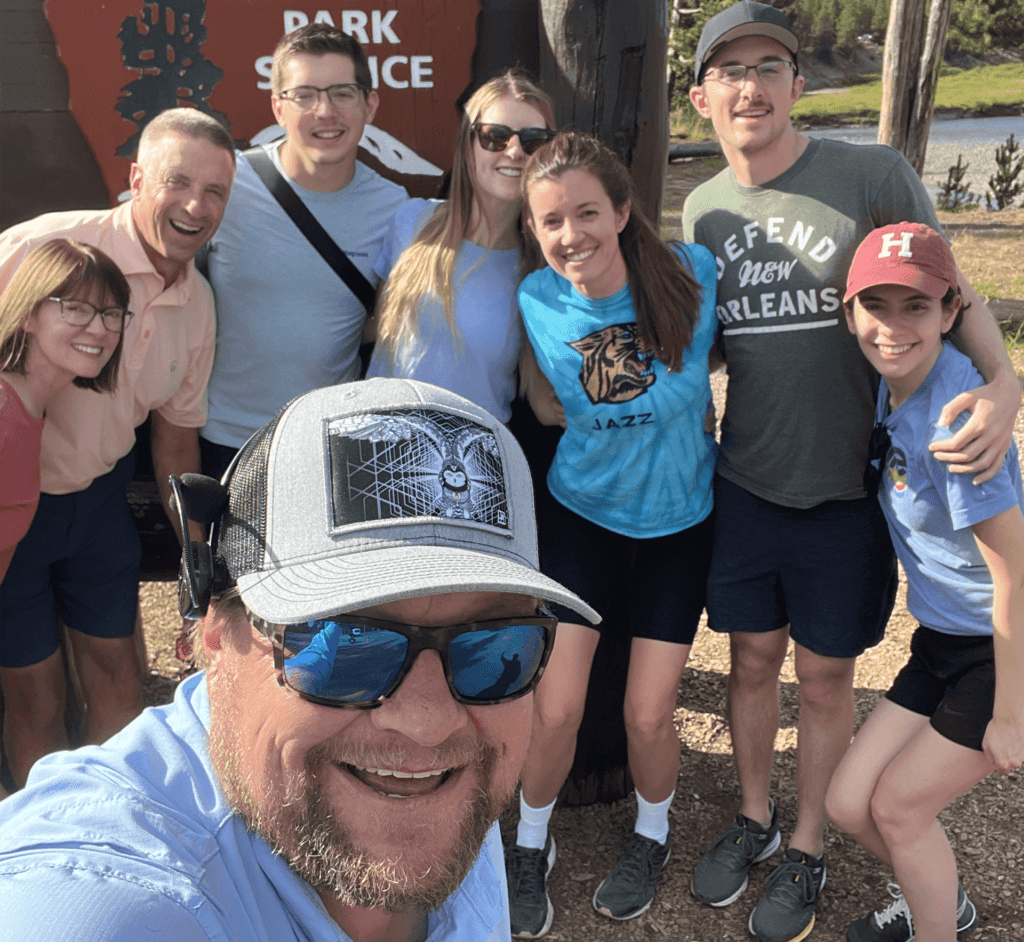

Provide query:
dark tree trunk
left=538, top=0, right=669, bottom=223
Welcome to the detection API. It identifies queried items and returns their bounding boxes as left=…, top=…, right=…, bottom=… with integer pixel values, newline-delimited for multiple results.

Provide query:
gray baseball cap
left=215, top=378, right=600, bottom=625
left=695, top=1, right=799, bottom=82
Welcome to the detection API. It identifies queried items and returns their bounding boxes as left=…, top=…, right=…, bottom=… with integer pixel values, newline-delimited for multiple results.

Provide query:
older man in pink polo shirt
left=0, top=109, right=236, bottom=788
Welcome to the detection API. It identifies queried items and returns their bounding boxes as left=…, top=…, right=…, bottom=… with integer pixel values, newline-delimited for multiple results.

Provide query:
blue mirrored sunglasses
left=249, top=610, right=557, bottom=708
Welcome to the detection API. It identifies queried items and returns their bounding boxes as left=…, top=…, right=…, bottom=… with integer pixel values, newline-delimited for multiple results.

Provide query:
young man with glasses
left=199, top=23, right=408, bottom=480
left=0, top=109, right=236, bottom=789
left=682, top=3, right=1020, bottom=941
left=0, top=379, right=600, bottom=942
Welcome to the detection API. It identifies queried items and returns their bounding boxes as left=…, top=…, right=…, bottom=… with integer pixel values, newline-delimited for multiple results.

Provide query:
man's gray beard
left=211, top=731, right=507, bottom=913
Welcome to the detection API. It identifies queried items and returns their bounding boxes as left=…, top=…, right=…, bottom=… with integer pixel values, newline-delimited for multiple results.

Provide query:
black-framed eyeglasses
left=47, top=297, right=132, bottom=333
left=863, top=421, right=892, bottom=494
left=705, top=60, right=796, bottom=86
left=277, top=83, right=367, bottom=112
left=249, top=609, right=558, bottom=709
left=472, top=123, right=556, bottom=156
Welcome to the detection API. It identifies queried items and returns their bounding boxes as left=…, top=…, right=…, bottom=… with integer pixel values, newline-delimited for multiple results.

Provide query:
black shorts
left=886, top=625, right=995, bottom=752
left=0, top=452, right=140, bottom=668
left=706, top=475, right=897, bottom=659
left=536, top=485, right=713, bottom=645
left=199, top=436, right=239, bottom=482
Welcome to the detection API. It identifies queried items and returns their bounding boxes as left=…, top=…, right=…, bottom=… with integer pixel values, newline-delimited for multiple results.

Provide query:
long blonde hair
left=376, top=70, right=554, bottom=361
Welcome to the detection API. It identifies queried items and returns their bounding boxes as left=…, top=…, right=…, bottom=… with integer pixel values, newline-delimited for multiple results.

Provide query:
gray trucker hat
left=695, top=1, right=799, bottom=82
left=215, top=378, right=600, bottom=625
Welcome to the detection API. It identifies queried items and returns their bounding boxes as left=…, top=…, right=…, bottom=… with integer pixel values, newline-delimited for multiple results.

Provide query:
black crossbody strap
left=243, top=146, right=376, bottom=313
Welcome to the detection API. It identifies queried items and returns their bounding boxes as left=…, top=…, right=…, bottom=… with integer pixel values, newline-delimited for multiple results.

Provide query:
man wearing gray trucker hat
left=0, top=379, right=599, bottom=942
left=684, top=3, right=1019, bottom=941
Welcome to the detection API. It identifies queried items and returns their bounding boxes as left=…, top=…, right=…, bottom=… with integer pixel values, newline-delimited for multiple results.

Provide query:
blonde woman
left=367, top=70, right=555, bottom=422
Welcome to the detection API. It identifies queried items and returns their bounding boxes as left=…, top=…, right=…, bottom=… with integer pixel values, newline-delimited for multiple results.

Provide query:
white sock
left=634, top=789, right=673, bottom=845
left=516, top=793, right=556, bottom=850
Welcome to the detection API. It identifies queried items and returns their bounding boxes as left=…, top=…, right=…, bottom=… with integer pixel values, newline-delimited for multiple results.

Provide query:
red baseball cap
left=844, top=223, right=958, bottom=302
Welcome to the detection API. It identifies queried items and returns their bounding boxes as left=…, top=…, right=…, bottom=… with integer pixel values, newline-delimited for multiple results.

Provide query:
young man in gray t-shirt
left=681, top=4, right=1020, bottom=941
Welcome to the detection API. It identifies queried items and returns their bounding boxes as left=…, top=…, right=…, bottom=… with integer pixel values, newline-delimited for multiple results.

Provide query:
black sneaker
left=956, top=882, right=979, bottom=935
left=846, top=882, right=978, bottom=941
left=748, top=847, right=826, bottom=942
left=592, top=831, right=672, bottom=920
left=506, top=835, right=556, bottom=938
left=691, top=798, right=781, bottom=906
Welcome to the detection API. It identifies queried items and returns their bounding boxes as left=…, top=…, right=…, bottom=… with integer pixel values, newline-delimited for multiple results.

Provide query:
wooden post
left=538, top=0, right=669, bottom=223
left=535, top=0, right=669, bottom=806
left=906, top=0, right=952, bottom=174
left=878, top=0, right=951, bottom=176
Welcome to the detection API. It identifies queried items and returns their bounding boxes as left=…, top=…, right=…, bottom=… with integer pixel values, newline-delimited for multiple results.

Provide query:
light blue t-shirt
left=518, top=243, right=718, bottom=538
left=0, top=673, right=513, bottom=942
left=203, top=143, right=408, bottom=448
left=367, top=199, right=522, bottom=423
left=872, top=342, right=1024, bottom=636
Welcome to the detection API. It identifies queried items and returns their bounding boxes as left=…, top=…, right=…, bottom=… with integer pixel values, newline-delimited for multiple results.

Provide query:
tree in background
left=947, top=0, right=1024, bottom=53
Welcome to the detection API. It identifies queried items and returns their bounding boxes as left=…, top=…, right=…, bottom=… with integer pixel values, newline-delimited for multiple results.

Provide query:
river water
left=806, top=116, right=1024, bottom=205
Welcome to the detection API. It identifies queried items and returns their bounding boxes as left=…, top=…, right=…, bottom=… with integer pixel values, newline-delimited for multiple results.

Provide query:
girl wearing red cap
left=827, top=223, right=1024, bottom=942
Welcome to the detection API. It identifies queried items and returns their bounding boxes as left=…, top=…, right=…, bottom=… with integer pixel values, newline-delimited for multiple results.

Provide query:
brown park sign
left=43, top=0, right=479, bottom=204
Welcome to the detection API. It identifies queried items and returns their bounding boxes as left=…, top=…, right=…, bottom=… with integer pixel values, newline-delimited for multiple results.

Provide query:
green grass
left=791, top=62, right=1024, bottom=123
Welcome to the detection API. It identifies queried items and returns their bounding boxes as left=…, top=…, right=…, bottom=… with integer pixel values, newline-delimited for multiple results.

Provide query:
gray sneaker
left=692, top=799, right=781, bottom=907
left=505, top=835, right=556, bottom=938
left=592, top=831, right=672, bottom=920
left=749, top=847, right=826, bottom=942
left=846, top=881, right=978, bottom=941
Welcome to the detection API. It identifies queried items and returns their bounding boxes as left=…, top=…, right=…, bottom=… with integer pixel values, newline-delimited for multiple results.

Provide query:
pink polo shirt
left=0, top=203, right=216, bottom=494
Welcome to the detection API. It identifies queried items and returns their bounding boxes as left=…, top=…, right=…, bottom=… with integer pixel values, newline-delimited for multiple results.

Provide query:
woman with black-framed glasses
left=366, top=70, right=556, bottom=424
left=0, top=239, right=130, bottom=585
left=0, top=238, right=130, bottom=799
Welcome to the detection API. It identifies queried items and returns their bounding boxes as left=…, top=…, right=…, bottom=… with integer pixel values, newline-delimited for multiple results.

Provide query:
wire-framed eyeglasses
left=704, top=60, right=796, bottom=87
left=276, top=83, right=367, bottom=112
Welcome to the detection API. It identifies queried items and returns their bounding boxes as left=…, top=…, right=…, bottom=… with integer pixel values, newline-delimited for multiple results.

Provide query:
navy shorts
left=706, top=475, right=897, bottom=659
left=886, top=625, right=995, bottom=752
left=0, top=452, right=141, bottom=668
left=537, top=485, right=713, bottom=645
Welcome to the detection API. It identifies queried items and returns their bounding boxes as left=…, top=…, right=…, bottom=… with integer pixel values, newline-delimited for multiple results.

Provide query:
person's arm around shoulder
left=928, top=274, right=1022, bottom=484
left=972, top=503, right=1024, bottom=774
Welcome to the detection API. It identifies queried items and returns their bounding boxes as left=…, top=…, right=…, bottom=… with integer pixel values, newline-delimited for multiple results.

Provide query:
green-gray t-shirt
left=682, top=138, right=942, bottom=508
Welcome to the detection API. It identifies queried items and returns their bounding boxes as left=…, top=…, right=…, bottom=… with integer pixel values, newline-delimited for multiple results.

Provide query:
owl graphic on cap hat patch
left=327, top=409, right=511, bottom=528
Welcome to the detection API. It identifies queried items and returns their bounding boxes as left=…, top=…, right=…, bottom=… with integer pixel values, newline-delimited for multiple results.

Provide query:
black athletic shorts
left=536, top=484, right=713, bottom=645
left=886, top=624, right=995, bottom=752
left=706, top=475, right=898, bottom=659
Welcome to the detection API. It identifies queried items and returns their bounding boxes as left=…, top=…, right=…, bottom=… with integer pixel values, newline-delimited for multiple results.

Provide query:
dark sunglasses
left=863, top=421, right=892, bottom=494
left=249, top=609, right=558, bottom=709
left=472, top=123, right=555, bottom=156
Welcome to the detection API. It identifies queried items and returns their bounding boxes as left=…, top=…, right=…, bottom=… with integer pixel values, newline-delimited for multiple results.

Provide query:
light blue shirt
left=873, top=342, right=1024, bottom=636
left=368, top=199, right=522, bottom=423
left=519, top=243, right=718, bottom=538
left=0, top=673, right=512, bottom=942
left=203, top=143, right=408, bottom=448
